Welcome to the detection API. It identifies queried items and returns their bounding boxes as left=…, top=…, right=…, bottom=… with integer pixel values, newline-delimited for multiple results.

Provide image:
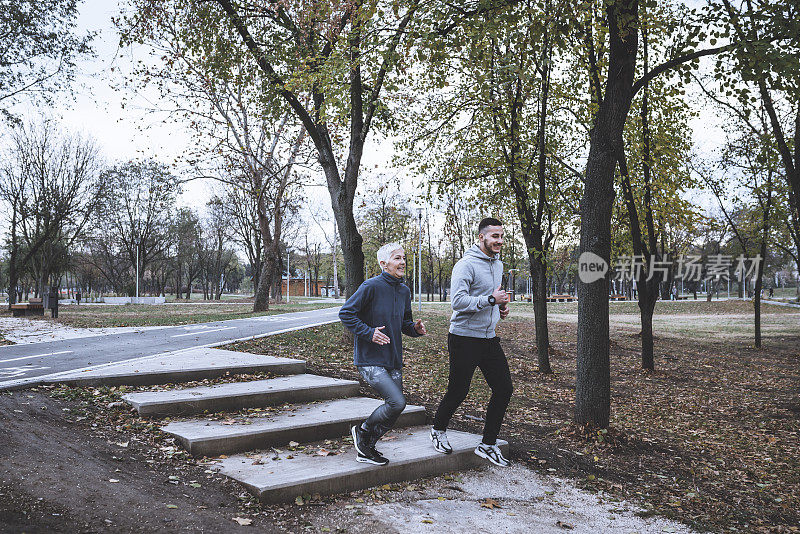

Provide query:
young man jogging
left=339, top=242, right=427, bottom=465
left=430, top=217, right=513, bottom=467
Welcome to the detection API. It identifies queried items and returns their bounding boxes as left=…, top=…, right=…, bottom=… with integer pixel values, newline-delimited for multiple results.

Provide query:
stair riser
left=49, top=362, right=306, bottom=388
left=174, top=410, right=428, bottom=457
left=133, top=383, right=360, bottom=417
left=252, top=444, right=509, bottom=504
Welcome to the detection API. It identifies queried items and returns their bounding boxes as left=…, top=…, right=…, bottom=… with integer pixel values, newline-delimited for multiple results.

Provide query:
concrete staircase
left=113, top=349, right=507, bottom=504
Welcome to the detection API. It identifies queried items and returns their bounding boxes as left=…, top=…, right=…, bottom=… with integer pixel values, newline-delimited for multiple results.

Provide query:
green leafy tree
left=614, top=0, right=702, bottom=370
left=400, top=0, right=581, bottom=373
left=568, top=0, right=745, bottom=427
left=125, top=0, right=424, bottom=297
left=0, top=0, right=93, bottom=122
left=708, top=0, right=800, bottom=299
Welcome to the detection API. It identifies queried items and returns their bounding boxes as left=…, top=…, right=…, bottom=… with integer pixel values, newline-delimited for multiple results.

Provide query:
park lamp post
left=416, top=207, right=423, bottom=313
left=286, top=249, right=290, bottom=304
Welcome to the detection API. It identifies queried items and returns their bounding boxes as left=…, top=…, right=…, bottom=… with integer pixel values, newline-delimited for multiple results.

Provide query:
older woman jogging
left=338, top=242, right=427, bottom=465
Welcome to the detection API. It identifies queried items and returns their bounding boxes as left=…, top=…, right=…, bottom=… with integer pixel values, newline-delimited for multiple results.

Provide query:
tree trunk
left=331, top=191, right=365, bottom=298
left=7, top=207, right=18, bottom=310
left=575, top=0, right=638, bottom=428
left=753, top=249, right=764, bottom=348
left=638, top=279, right=658, bottom=370
left=532, top=256, right=551, bottom=373
left=254, top=254, right=276, bottom=311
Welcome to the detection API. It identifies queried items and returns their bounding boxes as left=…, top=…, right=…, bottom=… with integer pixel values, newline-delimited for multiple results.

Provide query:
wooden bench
left=11, top=298, right=44, bottom=317
left=548, top=294, right=577, bottom=302
left=609, top=294, right=627, bottom=301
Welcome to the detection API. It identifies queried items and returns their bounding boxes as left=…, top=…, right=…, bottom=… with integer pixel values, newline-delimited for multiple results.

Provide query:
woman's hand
left=372, top=326, right=391, bottom=345
left=414, top=319, right=427, bottom=335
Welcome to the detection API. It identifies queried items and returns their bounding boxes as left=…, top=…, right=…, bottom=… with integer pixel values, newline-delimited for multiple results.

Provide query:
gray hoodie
left=449, top=244, right=503, bottom=339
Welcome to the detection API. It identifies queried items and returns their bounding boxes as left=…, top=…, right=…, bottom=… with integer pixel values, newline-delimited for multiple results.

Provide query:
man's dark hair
left=478, top=217, right=503, bottom=234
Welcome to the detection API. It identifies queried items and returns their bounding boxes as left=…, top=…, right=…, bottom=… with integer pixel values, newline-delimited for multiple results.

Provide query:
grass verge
left=0, top=302, right=336, bottom=328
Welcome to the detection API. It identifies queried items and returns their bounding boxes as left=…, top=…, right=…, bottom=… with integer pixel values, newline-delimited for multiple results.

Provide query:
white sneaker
left=474, top=442, right=510, bottom=467
left=430, top=427, right=453, bottom=454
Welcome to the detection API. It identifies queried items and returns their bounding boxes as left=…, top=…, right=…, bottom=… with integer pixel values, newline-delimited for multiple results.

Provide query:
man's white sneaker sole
left=474, top=445, right=510, bottom=467
left=430, top=429, right=452, bottom=454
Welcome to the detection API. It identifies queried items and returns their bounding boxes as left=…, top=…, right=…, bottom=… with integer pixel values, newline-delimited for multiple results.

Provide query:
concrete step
left=48, top=348, right=305, bottom=387
left=211, top=427, right=508, bottom=504
left=122, top=374, right=360, bottom=417
left=161, top=397, right=428, bottom=457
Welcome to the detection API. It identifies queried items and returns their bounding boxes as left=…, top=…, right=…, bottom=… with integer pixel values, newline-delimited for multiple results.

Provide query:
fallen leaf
left=166, top=504, right=178, bottom=509
left=317, top=449, right=330, bottom=456
left=480, top=498, right=502, bottom=509
left=421, top=519, right=433, bottom=524
left=556, top=521, right=574, bottom=529
left=295, top=496, right=304, bottom=505
left=109, top=479, right=119, bottom=483
left=232, top=517, right=252, bottom=526
left=289, top=441, right=299, bottom=447
left=189, top=483, right=201, bottom=488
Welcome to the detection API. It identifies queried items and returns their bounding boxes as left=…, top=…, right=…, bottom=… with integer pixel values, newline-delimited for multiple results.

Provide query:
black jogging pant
left=432, top=333, right=513, bottom=445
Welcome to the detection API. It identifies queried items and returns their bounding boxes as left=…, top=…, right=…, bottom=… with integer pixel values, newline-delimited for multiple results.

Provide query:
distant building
left=281, top=278, right=330, bottom=297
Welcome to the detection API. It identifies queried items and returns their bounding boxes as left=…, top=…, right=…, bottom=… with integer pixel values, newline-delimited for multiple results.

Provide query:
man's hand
left=492, top=285, right=510, bottom=306
left=499, top=304, right=510, bottom=320
left=414, top=319, right=427, bottom=335
left=372, top=326, right=391, bottom=345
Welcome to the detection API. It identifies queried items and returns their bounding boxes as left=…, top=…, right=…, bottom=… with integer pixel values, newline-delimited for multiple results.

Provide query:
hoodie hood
left=464, top=243, right=498, bottom=262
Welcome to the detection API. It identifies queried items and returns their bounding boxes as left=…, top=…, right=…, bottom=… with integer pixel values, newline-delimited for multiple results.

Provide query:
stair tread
left=162, top=397, right=426, bottom=440
left=50, top=348, right=304, bottom=386
left=212, top=426, right=507, bottom=497
left=122, top=374, right=358, bottom=406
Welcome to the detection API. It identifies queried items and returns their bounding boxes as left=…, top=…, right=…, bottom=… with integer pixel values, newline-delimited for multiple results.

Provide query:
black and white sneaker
left=351, top=425, right=389, bottom=465
left=356, top=446, right=389, bottom=466
left=474, top=443, right=510, bottom=467
left=430, top=428, right=453, bottom=454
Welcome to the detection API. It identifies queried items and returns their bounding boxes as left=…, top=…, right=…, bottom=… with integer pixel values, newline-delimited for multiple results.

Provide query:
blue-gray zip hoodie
left=449, top=244, right=503, bottom=339
left=338, top=271, right=421, bottom=369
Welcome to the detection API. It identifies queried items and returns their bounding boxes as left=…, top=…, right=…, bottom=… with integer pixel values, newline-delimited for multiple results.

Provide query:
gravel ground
left=0, top=317, right=165, bottom=344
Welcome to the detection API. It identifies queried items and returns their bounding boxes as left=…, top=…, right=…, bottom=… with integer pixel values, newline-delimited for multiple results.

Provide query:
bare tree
left=88, top=161, right=177, bottom=296
left=0, top=120, right=105, bottom=307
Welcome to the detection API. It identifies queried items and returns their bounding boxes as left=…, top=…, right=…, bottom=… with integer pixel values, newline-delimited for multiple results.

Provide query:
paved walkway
left=0, top=307, right=341, bottom=390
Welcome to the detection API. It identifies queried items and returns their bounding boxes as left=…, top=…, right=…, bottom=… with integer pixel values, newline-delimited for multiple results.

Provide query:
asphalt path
left=0, top=307, right=342, bottom=390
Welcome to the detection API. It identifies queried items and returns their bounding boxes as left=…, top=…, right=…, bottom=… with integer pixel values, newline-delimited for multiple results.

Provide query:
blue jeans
left=358, top=366, right=405, bottom=447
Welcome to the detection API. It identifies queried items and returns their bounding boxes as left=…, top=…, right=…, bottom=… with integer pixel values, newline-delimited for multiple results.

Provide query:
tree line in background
left=1, top=0, right=798, bottom=430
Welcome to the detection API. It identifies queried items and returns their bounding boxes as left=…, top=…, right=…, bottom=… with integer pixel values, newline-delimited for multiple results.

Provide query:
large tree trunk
left=575, top=0, right=638, bottom=428
left=331, top=191, right=365, bottom=298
